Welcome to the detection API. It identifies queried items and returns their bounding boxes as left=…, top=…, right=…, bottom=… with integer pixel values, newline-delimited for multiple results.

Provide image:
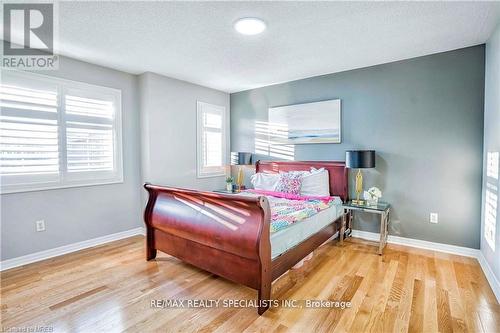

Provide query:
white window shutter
left=0, top=71, right=123, bottom=193
left=64, top=92, right=115, bottom=174
left=197, top=101, right=227, bottom=178
left=0, top=78, right=60, bottom=187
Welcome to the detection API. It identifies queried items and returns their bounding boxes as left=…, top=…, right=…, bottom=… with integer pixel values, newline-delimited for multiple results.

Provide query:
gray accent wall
left=481, top=24, right=500, bottom=283
left=1, top=56, right=143, bottom=260
left=231, top=46, right=485, bottom=249
left=139, top=72, right=230, bottom=191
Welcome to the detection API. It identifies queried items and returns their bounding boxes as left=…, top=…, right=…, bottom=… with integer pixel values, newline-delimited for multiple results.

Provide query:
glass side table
left=342, top=201, right=391, bottom=255
left=212, top=189, right=239, bottom=194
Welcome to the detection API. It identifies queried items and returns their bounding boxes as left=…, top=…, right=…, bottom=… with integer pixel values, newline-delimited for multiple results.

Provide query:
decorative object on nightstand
left=364, top=187, right=382, bottom=206
left=342, top=200, right=390, bottom=255
left=345, top=150, right=376, bottom=205
left=225, top=176, right=234, bottom=191
left=232, top=152, right=252, bottom=191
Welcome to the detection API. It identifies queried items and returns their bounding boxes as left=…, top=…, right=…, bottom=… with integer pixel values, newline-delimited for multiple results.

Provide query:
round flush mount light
left=234, top=18, right=266, bottom=35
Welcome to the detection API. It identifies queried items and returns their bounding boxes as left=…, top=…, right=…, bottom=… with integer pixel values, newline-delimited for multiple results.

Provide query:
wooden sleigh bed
left=143, top=160, right=348, bottom=314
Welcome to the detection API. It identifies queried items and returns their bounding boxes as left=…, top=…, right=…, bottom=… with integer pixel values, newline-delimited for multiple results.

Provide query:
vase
left=226, top=183, right=232, bottom=191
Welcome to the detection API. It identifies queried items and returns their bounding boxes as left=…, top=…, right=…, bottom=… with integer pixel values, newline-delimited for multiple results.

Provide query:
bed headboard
left=255, top=160, right=348, bottom=202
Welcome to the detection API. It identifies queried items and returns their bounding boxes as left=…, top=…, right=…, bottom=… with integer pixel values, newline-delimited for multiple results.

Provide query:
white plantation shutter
left=64, top=90, right=116, bottom=177
left=204, top=131, right=222, bottom=167
left=0, top=75, right=60, bottom=187
left=66, top=125, right=113, bottom=171
left=0, top=71, right=122, bottom=193
left=197, top=101, right=227, bottom=177
left=1, top=116, right=59, bottom=175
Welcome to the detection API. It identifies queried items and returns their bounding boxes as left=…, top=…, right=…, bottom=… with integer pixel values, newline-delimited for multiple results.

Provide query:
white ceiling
left=15, top=1, right=500, bottom=92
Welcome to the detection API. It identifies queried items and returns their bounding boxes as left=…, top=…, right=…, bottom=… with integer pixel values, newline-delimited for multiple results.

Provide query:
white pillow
left=250, top=173, right=280, bottom=191
left=300, top=168, right=330, bottom=196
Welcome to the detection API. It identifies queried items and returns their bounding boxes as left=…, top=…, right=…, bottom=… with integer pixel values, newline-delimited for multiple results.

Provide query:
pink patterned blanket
left=244, top=189, right=336, bottom=233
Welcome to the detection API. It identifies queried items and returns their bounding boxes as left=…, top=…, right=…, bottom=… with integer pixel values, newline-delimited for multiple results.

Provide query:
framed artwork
left=268, top=99, right=341, bottom=144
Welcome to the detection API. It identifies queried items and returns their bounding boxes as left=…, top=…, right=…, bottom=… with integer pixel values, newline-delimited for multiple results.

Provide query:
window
left=196, top=101, right=228, bottom=178
left=1, top=70, right=123, bottom=193
left=485, top=185, right=497, bottom=251
left=487, top=151, right=499, bottom=180
left=484, top=151, right=499, bottom=251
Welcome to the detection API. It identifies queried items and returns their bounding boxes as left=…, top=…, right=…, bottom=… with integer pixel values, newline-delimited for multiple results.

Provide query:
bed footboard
left=143, top=183, right=272, bottom=314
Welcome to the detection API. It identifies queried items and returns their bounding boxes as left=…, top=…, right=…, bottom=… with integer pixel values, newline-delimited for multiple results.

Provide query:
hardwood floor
left=1, top=235, right=499, bottom=332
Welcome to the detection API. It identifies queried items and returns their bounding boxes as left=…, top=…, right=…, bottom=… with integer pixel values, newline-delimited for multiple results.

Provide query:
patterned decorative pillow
left=275, top=171, right=304, bottom=195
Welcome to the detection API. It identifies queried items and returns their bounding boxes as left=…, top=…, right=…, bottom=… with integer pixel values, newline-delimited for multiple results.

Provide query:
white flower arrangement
left=363, top=187, right=382, bottom=205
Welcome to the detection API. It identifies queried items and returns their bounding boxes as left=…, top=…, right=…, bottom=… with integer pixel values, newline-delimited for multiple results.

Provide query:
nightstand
left=342, top=201, right=391, bottom=255
left=212, top=189, right=239, bottom=194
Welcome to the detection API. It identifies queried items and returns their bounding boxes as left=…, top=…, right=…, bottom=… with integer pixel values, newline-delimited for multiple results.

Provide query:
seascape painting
left=268, top=99, right=341, bottom=144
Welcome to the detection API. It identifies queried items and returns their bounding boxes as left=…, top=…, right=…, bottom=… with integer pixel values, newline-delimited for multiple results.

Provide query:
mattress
left=270, top=198, right=343, bottom=258
left=237, top=192, right=343, bottom=259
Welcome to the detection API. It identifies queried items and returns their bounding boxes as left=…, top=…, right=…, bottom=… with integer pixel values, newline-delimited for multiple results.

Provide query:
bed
left=143, top=160, right=348, bottom=314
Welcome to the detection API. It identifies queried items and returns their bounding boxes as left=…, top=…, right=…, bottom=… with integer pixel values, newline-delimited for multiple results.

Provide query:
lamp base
left=354, top=169, right=364, bottom=206
left=352, top=199, right=365, bottom=206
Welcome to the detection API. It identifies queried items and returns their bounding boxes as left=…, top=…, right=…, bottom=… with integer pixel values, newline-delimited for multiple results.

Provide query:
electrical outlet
left=35, top=220, right=46, bottom=232
left=430, top=213, right=438, bottom=224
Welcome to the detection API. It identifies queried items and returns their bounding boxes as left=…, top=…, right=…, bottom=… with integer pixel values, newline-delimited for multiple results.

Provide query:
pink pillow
left=274, top=172, right=303, bottom=195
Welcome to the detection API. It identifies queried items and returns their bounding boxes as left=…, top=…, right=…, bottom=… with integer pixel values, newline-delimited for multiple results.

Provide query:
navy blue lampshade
left=231, top=152, right=252, bottom=165
left=345, top=150, right=376, bottom=169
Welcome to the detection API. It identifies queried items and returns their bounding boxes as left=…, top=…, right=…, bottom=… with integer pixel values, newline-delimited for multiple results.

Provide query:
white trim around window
left=0, top=70, right=123, bottom=194
left=196, top=101, right=228, bottom=178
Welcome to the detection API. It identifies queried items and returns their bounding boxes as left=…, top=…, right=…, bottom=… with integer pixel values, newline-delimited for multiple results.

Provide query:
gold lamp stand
left=233, top=152, right=252, bottom=192
left=236, top=166, right=244, bottom=191
left=353, top=169, right=365, bottom=205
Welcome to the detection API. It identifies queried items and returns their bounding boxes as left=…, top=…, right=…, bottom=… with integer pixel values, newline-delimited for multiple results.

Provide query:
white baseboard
left=351, top=229, right=500, bottom=303
left=350, top=229, right=479, bottom=257
left=0, top=227, right=146, bottom=271
left=477, top=251, right=500, bottom=303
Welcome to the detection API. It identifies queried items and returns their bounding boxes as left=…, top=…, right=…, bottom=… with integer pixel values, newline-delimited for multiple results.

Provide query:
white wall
left=0, top=56, right=143, bottom=260
left=139, top=72, right=230, bottom=191
left=1, top=62, right=230, bottom=262
left=481, top=23, right=500, bottom=286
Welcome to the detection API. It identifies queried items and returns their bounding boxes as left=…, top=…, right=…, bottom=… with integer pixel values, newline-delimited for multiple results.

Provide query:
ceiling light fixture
left=234, top=18, right=266, bottom=35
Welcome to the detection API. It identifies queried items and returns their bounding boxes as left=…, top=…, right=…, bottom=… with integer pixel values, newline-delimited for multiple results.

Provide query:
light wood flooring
left=1, top=235, right=499, bottom=332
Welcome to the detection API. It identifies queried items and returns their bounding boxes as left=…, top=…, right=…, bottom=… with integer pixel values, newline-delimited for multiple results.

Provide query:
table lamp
left=233, top=152, right=252, bottom=191
left=345, top=150, right=376, bottom=205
